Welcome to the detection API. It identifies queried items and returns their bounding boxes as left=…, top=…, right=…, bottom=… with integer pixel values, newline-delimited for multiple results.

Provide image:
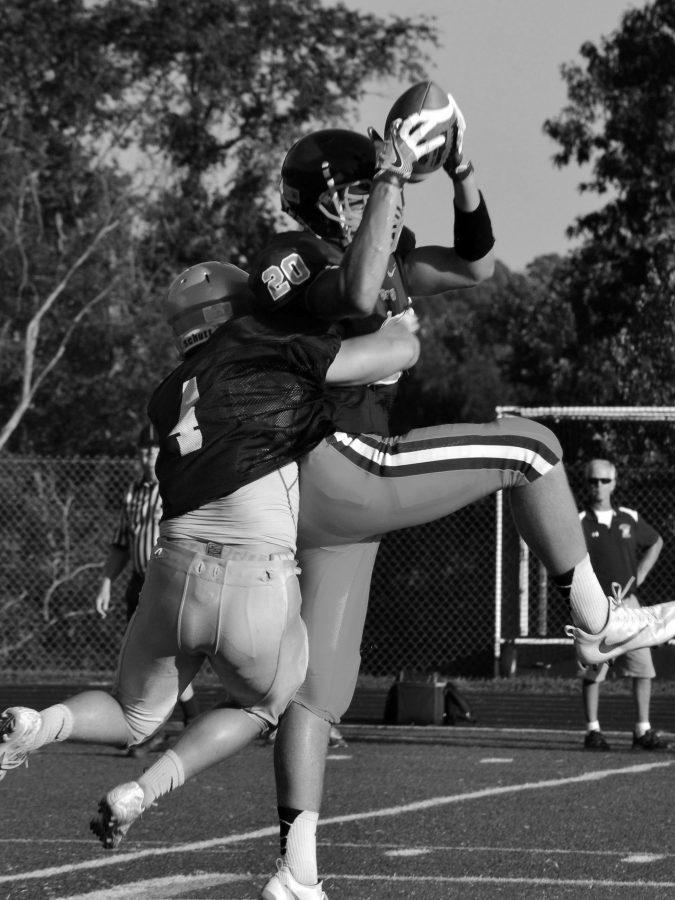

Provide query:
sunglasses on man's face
left=587, top=477, right=612, bottom=485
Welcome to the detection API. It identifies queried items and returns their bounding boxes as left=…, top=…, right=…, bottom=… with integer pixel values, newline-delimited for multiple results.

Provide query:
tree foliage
left=0, top=0, right=437, bottom=454
left=542, top=0, right=675, bottom=404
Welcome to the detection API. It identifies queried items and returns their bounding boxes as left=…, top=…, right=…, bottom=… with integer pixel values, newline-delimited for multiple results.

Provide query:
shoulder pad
left=250, top=232, right=342, bottom=312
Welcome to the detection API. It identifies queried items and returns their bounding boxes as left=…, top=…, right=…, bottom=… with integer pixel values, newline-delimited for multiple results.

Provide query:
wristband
left=453, top=192, right=495, bottom=262
left=450, top=160, right=474, bottom=183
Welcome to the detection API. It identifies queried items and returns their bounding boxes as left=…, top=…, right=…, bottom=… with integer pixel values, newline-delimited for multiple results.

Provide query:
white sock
left=285, top=810, right=319, bottom=885
left=569, top=555, right=609, bottom=633
left=635, top=721, right=650, bottom=737
left=34, top=704, right=74, bottom=748
left=137, top=748, right=185, bottom=806
left=586, top=720, right=600, bottom=733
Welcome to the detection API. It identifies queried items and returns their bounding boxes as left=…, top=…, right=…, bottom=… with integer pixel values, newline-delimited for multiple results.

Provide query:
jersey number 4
left=170, top=377, right=202, bottom=455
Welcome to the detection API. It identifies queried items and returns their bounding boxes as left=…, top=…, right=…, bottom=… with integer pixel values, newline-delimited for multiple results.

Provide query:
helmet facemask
left=315, top=169, right=404, bottom=251
left=317, top=166, right=372, bottom=248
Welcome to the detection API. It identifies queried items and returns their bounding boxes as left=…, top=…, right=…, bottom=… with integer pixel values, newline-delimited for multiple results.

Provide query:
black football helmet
left=280, top=129, right=377, bottom=247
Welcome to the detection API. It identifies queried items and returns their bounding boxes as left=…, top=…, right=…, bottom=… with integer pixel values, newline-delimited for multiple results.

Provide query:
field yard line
left=1, top=758, right=672, bottom=884
left=54, top=871, right=675, bottom=899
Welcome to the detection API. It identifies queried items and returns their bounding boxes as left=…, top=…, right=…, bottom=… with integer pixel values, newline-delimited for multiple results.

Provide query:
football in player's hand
left=385, top=81, right=455, bottom=182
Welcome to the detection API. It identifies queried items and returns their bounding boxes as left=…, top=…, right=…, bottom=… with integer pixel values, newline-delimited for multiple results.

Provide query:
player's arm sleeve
left=402, top=192, right=496, bottom=296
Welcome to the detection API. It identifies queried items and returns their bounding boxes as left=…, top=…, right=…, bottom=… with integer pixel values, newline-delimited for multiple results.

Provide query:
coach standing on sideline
left=94, top=423, right=200, bottom=754
left=579, top=458, right=667, bottom=752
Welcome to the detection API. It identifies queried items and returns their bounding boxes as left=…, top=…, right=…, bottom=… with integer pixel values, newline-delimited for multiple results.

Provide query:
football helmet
left=164, top=261, right=250, bottom=355
left=281, top=129, right=377, bottom=247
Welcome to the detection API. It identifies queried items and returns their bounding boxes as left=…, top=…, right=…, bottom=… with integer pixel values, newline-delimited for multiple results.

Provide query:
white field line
left=1, top=759, right=672, bottom=885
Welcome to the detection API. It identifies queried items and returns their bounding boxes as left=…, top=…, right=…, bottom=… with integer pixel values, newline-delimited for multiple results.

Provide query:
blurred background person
left=94, top=422, right=199, bottom=756
left=578, top=458, right=667, bottom=752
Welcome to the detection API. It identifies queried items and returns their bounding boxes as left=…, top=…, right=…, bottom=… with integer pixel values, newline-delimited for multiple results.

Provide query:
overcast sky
left=336, top=0, right=648, bottom=271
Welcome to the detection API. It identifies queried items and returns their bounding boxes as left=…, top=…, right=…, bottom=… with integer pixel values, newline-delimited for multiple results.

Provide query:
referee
left=94, top=423, right=199, bottom=754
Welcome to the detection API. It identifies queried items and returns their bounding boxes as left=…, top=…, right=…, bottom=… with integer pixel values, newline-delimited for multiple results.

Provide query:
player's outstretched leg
left=0, top=707, right=42, bottom=780
left=90, top=782, right=146, bottom=849
left=261, top=859, right=327, bottom=900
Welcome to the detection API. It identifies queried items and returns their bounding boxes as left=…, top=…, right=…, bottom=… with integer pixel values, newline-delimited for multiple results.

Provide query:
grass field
left=1, top=721, right=674, bottom=899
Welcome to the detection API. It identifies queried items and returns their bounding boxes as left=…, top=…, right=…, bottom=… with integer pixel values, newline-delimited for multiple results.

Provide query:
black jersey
left=148, top=311, right=340, bottom=520
left=250, top=228, right=415, bottom=436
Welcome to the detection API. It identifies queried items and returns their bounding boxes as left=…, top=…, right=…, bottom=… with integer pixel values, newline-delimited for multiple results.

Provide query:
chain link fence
left=496, top=408, right=675, bottom=675
left=0, top=456, right=497, bottom=681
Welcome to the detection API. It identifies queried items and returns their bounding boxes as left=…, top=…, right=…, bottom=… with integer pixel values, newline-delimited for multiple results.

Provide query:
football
left=385, top=80, right=454, bottom=182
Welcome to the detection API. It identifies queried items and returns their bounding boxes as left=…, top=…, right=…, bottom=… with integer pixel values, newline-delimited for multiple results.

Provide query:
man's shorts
left=114, top=537, right=307, bottom=743
left=578, top=594, right=656, bottom=682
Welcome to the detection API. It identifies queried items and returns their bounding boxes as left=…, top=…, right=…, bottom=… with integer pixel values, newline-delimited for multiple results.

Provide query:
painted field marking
left=2, top=758, right=672, bottom=885
left=54, top=870, right=675, bottom=899
left=480, top=757, right=514, bottom=763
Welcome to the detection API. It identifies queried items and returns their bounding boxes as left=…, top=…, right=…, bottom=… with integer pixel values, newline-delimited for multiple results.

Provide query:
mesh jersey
left=250, top=228, right=416, bottom=436
left=148, top=311, right=340, bottom=520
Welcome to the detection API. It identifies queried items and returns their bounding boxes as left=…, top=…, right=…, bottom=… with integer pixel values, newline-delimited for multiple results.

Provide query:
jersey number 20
left=262, top=252, right=310, bottom=302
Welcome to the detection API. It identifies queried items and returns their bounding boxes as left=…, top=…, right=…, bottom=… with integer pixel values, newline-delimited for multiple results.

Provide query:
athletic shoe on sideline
left=565, top=589, right=675, bottom=667
left=0, top=707, right=42, bottom=781
left=260, top=859, right=327, bottom=899
left=90, top=782, right=145, bottom=849
left=632, top=729, right=669, bottom=751
left=584, top=730, right=610, bottom=751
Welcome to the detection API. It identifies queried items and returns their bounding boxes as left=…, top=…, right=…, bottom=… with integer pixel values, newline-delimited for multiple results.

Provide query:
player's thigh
left=205, top=558, right=308, bottom=725
left=299, top=419, right=560, bottom=543
left=294, top=540, right=380, bottom=722
left=115, top=550, right=201, bottom=735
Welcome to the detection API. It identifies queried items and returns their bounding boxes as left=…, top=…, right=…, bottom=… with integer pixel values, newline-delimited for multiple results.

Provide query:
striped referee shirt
left=111, top=479, right=162, bottom=577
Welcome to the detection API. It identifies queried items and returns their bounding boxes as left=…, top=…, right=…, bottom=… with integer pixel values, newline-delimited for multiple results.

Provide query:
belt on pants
left=156, top=536, right=295, bottom=563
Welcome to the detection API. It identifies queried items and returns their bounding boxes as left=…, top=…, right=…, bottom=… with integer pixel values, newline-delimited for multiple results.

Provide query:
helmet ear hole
left=280, top=129, right=376, bottom=245
left=164, top=262, right=250, bottom=354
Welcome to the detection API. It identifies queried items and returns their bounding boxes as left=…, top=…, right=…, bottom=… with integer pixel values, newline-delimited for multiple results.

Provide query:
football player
left=0, top=261, right=420, bottom=854
left=248, top=100, right=675, bottom=899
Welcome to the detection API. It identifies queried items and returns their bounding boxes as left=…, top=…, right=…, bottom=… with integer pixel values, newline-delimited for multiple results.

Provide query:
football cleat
left=565, top=585, right=675, bottom=667
left=0, top=707, right=42, bottom=781
left=260, top=859, right=327, bottom=900
left=328, top=726, right=348, bottom=750
left=90, top=781, right=146, bottom=849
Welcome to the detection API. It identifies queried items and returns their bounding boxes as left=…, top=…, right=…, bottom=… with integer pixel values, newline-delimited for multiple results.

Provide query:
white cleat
left=90, top=781, right=146, bottom=849
left=566, top=583, right=675, bottom=667
left=260, top=859, right=327, bottom=900
left=0, top=707, right=42, bottom=781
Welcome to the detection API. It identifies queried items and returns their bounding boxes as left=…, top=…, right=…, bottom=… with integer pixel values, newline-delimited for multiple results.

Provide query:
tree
left=542, top=0, right=675, bottom=404
left=0, top=0, right=439, bottom=455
